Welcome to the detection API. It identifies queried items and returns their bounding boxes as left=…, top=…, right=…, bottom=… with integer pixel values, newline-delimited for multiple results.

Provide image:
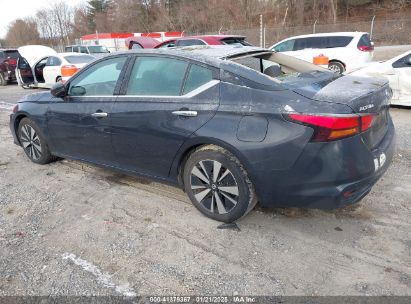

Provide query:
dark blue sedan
left=9, top=46, right=395, bottom=222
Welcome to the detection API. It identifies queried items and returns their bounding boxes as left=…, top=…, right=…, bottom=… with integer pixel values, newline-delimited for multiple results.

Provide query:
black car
left=0, top=48, right=20, bottom=85
left=9, top=46, right=395, bottom=222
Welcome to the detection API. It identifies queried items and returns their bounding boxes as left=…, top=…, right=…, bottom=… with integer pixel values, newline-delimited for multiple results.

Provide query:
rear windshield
left=4, top=50, right=20, bottom=59
left=220, top=37, right=251, bottom=46
left=64, top=55, right=95, bottom=64
left=176, top=39, right=207, bottom=47
left=87, top=46, right=109, bottom=53
left=293, top=36, right=353, bottom=50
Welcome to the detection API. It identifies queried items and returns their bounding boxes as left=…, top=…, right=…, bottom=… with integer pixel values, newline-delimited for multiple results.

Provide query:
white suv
left=270, top=32, right=374, bottom=73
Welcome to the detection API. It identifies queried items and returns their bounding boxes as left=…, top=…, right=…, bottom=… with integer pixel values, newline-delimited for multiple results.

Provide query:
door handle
left=172, top=110, right=197, bottom=117
left=91, top=112, right=108, bottom=118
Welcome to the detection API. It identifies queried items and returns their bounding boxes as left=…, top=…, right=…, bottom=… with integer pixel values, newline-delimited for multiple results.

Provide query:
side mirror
left=50, top=82, right=67, bottom=98
left=70, top=85, right=86, bottom=96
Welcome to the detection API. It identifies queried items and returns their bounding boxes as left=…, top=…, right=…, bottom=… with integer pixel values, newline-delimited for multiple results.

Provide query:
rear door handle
left=91, top=112, right=108, bottom=118
left=172, top=110, right=197, bottom=117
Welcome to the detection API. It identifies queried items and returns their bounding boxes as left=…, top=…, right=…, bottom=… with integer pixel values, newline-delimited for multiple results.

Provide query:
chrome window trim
left=68, top=80, right=220, bottom=99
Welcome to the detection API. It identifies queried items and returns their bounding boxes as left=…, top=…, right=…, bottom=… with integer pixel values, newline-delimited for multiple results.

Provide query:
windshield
left=88, top=46, right=109, bottom=53
left=64, top=55, right=95, bottom=64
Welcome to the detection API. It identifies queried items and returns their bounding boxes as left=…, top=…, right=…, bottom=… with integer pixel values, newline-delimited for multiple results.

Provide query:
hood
left=17, top=45, right=57, bottom=67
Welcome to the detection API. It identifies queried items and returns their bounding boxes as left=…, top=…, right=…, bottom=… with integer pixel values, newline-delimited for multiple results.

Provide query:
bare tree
left=5, top=18, right=41, bottom=47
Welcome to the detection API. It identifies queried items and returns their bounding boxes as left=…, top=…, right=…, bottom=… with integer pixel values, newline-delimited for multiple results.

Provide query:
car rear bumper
left=255, top=116, right=396, bottom=209
left=2, top=69, right=16, bottom=82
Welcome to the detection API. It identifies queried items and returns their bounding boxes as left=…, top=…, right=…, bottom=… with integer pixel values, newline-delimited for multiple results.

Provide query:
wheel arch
left=171, top=137, right=252, bottom=189
left=328, top=59, right=346, bottom=68
left=13, top=113, right=29, bottom=144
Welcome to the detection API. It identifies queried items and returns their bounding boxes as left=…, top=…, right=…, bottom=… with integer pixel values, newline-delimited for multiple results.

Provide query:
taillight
left=285, top=113, right=375, bottom=142
left=6, top=58, right=17, bottom=65
left=358, top=45, right=374, bottom=52
left=61, top=65, right=79, bottom=77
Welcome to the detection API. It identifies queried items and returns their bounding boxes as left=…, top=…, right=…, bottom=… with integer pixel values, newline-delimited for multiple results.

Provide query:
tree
left=5, top=18, right=41, bottom=47
left=87, top=0, right=115, bottom=32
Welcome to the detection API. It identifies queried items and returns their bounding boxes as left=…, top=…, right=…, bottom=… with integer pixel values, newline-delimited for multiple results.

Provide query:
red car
left=126, top=35, right=251, bottom=50
left=155, top=35, right=251, bottom=48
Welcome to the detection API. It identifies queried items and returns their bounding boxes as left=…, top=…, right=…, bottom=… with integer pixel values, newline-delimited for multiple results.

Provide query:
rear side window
left=176, top=39, right=206, bottom=47
left=293, top=36, right=353, bottom=50
left=183, top=64, right=213, bottom=94
left=127, top=56, right=189, bottom=96
left=64, top=55, right=94, bottom=64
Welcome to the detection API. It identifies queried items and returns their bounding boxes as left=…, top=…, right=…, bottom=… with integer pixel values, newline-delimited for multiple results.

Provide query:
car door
left=110, top=55, right=220, bottom=178
left=46, top=55, right=129, bottom=165
left=16, top=57, right=34, bottom=86
left=43, top=56, right=62, bottom=86
left=393, top=53, right=411, bottom=101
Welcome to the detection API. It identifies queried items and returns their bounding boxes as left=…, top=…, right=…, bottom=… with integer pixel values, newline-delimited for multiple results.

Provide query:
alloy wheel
left=190, top=159, right=239, bottom=214
left=20, top=124, right=42, bottom=160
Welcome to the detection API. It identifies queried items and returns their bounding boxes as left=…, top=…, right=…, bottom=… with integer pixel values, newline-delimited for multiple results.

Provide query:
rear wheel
left=183, top=145, right=257, bottom=223
left=18, top=118, right=57, bottom=164
left=328, top=61, right=345, bottom=74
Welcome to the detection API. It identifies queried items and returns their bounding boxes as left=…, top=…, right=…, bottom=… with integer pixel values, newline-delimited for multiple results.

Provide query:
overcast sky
left=0, top=0, right=85, bottom=38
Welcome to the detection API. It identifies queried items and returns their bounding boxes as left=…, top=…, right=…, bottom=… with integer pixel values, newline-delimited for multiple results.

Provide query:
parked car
left=154, top=35, right=252, bottom=49
left=64, top=45, right=110, bottom=57
left=349, top=50, right=411, bottom=107
left=0, top=48, right=20, bottom=86
left=9, top=46, right=394, bottom=222
left=125, top=37, right=163, bottom=49
left=16, top=45, right=95, bottom=89
left=271, top=32, right=374, bottom=73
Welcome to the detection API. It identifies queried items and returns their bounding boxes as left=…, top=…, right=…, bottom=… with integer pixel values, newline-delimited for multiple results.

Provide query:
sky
left=0, top=0, right=85, bottom=38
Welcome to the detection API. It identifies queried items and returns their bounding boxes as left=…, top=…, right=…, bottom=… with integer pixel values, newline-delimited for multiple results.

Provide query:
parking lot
left=0, top=83, right=410, bottom=296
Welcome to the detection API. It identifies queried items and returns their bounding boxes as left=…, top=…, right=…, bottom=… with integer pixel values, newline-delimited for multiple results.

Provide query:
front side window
left=183, top=64, right=213, bottom=94
left=126, top=56, right=188, bottom=96
left=69, top=56, right=127, bottom=96
left=274, top=39, right=295, bottom=52
left=393, top=53, right=411, bottom=68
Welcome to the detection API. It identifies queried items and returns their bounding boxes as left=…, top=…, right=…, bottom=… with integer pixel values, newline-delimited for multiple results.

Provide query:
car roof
left=58, top=52, right=94, bottom=57
left=123, top=45, right=269, bottom=67
left=279, top=32, right=368, bottom=41
left=0, top=48, right=18, bottom=52
left=157, top=34, right=247, bottom=46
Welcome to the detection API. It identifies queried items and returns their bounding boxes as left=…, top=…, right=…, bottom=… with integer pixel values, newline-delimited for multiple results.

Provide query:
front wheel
left=183, top=145, right=257, bottom=223
left=18, top=118, right=57, bottom=164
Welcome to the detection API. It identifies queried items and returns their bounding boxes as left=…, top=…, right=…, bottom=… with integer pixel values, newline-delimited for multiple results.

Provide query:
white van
left=270, top=32, right=374, bottom=73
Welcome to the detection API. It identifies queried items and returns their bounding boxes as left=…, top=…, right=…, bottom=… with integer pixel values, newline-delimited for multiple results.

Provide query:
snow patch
left=62, top=253, right=136, bottom=297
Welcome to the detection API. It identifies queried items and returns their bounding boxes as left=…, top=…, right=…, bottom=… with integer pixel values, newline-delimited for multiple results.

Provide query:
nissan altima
left=9, top=46, right=395, bottom=222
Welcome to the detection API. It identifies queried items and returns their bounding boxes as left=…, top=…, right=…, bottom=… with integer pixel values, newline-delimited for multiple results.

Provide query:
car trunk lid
left=288, top=74, right=392, bottom=148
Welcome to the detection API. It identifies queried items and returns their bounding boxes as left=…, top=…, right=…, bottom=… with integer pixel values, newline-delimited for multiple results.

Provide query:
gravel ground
left=0, top=84, right=410, bottom=297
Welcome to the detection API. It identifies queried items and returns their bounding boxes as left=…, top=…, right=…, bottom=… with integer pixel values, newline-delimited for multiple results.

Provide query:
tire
left=18, top=118, right=57, bottom=164
left=183, top=145, right=258, bottom=223
left=328, top=61, right=345, bottom=74
left=0, top=73, right=6, bottom=86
